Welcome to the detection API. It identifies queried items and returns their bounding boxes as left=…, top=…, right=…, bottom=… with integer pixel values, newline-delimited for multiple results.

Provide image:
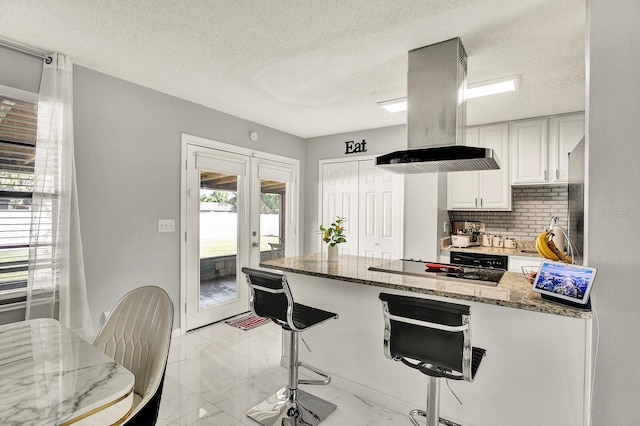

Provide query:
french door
left=181, top=136, right=298, bottom=331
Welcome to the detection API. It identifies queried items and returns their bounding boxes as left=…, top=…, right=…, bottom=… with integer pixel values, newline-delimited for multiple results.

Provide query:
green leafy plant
left=319, top=216, right=347, bottom=247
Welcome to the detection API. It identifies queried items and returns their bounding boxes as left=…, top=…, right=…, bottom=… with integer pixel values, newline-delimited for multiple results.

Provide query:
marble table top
left=260, top=253, right=592, bottom=319
left=0, top=318, right=135, bottom=425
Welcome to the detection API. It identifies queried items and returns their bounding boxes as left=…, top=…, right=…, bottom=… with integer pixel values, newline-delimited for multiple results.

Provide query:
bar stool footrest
left=409, top=409, right=463, bottom=426
left=297, top=361, right=331, bottom=385
left=246, top=387, right=337, bottom=426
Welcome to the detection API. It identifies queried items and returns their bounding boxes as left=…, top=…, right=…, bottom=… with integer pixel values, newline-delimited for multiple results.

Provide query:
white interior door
left=320, top=158, right=403, bottom=259
left=358, top=159, right=403, bottom=260
left=320, top=161, right=359, bottom=255
left=182, top=137, right=300, bottom=331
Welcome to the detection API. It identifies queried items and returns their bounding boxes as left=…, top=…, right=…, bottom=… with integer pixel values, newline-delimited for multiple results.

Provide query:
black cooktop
left=368, top=258, right=505, bottom=287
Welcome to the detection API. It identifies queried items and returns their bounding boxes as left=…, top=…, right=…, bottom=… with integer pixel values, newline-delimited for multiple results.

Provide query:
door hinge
left=184, top=303, right=187, bottom=314
left=185, top=159, right=188, bottom=170
left=185, top=231, right=187, bottom=242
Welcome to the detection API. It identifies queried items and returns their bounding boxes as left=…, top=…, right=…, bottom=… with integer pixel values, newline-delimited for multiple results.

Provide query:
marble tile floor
left=159, top=319, right=411, bottom=425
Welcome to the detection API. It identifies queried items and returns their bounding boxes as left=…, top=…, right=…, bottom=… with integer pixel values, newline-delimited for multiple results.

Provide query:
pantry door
left=319, top=157, right=403, bottom=259
left=181, top=136, right=299, bottom=331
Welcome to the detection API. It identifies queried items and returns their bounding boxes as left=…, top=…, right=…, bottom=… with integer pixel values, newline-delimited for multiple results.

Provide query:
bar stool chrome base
left=409, top=410, right=463, bottom=426
left=246, top=387, right=337, bottom=426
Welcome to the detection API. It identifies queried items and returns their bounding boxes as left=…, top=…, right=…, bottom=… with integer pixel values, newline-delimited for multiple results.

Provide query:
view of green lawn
left=200, top=235, right=280, bottom=258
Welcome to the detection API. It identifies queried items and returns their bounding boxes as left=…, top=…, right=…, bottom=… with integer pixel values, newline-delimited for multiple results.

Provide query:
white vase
left=327, top=245, right=339, bottom=262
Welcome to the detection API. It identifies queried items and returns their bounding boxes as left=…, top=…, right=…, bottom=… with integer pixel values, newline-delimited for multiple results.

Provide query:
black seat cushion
left=287, top=303, right=337, bottom=331
left=241, top=267, right=337, bottom=331
left=379, top=292, right=485, bottom=381
left=399, top=346, right=486, bottom=380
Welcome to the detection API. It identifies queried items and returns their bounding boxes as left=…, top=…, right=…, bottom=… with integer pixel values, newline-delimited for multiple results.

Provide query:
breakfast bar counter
left=259, top=253, right=593, bottom=426
left=260, top=253, right=592, bottom=319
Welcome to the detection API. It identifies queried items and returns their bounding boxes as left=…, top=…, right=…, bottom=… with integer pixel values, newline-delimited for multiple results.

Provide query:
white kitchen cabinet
left=511, top=112, right=585, bottom=185
left=510, top=117, right=549, bottom=184
left=448, top=123, right=511, bottom=210
left=549, top=112, right=585, bottom=183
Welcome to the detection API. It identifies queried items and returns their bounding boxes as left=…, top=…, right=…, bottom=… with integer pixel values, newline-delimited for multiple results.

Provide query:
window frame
left=0, top=84, right=39, bottom=309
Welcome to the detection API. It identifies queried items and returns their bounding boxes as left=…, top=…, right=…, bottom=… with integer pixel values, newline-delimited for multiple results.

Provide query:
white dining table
left=0, top=318, right=135, bottom=425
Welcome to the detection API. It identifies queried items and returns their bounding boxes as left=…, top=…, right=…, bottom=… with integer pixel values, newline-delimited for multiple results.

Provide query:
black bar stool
left=378, top=293, right=486, bottom=426
left=241, top=267, right=339, bottom=426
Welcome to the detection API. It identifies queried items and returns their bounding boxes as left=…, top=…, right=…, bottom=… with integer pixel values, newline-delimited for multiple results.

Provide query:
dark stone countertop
left=260, top=253, right=592, bottom=319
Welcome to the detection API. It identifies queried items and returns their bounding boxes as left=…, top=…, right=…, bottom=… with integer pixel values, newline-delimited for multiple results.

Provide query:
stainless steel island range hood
left=376, top=38, right=500, bottom=173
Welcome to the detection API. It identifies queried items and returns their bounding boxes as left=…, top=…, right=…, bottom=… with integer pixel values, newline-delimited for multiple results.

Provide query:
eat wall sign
left=344, top=139, right=367, bottom=154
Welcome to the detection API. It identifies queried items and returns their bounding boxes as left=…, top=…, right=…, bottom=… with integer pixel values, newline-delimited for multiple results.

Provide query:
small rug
left=225, top=313, right=271, bottom=331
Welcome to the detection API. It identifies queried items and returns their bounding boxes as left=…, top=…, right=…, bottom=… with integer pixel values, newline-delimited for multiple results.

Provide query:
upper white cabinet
left=548, top=112, right=585, bottom=183
left=448, top=122, right=511, bottom=210
left=510, top=117, right=549, bottom=184
left=511, top=112, right=585, bottom=185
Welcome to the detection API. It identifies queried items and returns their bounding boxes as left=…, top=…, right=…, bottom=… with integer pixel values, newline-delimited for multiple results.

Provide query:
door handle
left=252, top=242, right=259, bottom=248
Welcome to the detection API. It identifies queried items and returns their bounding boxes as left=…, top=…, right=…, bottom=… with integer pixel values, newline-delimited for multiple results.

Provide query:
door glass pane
left=260, top=179, right=286, bottom=261
left=199, top=171, right=238, bottom=309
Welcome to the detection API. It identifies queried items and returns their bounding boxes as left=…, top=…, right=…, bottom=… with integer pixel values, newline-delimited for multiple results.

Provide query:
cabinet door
left=549, top=112, right=585, bottom=183
left=479, top=123, right=511, bottom=209
left=447, top=127, right=480, bottom=209
left=510, top=118, right=549, bottom=185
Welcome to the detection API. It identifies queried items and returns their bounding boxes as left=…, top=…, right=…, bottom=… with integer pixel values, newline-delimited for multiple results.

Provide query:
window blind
left=0, top=93, right=36, bottom=295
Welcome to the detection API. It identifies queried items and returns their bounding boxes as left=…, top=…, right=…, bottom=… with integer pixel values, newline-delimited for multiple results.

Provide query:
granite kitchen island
left=260, top=253, right=593, bottom=426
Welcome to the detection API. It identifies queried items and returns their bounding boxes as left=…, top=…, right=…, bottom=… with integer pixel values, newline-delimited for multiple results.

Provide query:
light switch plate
left=158, top=219, right=175, bottom=233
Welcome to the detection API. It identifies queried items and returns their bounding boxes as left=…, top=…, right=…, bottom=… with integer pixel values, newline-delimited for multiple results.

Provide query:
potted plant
left=319, top=216, right=347, bottom=261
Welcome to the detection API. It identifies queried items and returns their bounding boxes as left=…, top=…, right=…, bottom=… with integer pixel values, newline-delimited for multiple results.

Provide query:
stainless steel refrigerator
left=568, top=137, right=585, bottom=264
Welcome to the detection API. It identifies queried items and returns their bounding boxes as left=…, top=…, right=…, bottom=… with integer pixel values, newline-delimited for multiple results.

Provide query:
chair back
left=241, top=267, right=294, bottom=328
left=94, top=286, right=174, bottom=424
left=379, top=293, right=481, bottom=382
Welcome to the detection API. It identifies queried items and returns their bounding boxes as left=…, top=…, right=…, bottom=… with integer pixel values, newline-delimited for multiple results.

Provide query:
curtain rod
left=0, top=39, right=52, bottom=62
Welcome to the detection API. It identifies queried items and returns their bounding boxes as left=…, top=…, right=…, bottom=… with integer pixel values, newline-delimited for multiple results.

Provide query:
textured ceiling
left=0, top=0, right=585, bottom=138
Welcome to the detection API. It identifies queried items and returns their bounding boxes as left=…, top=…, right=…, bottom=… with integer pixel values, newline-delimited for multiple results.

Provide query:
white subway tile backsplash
left=449, top=185, right=568, bottom=239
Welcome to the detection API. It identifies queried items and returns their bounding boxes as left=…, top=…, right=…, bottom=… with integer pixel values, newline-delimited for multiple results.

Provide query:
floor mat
left=225, top=313, right=271, bottom=331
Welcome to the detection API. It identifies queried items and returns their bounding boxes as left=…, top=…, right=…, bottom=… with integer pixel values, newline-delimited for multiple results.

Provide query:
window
left=0, top=86, right=38, bottom=304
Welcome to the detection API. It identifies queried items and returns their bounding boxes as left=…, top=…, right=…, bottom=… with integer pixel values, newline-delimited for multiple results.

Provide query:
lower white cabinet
left=448, top=123, right=511, bottom=210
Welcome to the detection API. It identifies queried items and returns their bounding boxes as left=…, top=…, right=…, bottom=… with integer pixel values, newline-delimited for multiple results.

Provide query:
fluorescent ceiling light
left=465, top=76, right=519, bottom=100
left=377, top=75, right=519, bottom=112
left=377, top=98, right=407, bottom=113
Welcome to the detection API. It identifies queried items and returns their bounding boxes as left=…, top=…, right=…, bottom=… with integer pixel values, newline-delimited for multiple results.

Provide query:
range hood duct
left=376, top=38, right=500, bottom=173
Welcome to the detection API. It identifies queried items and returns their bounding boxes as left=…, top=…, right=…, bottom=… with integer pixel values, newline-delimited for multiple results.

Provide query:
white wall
left=0, top=46, right=306, bottom=331
left=303, top=125, right=406, bottom=253
left=304, top=125, right=448, bottom=257
left=587, top=0, right=640, bottom=423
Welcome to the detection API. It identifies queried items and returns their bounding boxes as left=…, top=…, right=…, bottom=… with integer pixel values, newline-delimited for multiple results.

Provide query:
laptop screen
left=531, top=261, right=597, bottom=305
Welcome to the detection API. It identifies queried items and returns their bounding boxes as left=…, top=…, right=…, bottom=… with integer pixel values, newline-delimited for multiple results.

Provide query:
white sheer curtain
left=26, top=53, right=95, bottom=340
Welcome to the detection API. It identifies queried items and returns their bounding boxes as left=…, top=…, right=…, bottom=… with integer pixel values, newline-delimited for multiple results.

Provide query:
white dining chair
left=93, top=286, right=174, bottom=425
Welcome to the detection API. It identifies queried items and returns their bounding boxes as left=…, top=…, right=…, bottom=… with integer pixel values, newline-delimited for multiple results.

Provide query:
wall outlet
left=158, top=219, right=175, bottom=233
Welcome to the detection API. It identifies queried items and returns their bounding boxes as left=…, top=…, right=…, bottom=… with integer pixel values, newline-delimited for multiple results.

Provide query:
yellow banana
left=535, top=231, right=573, bottom=263
left=547, top=238, right=573, bottom=263
left=536, top=231, right=559, bottom=261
